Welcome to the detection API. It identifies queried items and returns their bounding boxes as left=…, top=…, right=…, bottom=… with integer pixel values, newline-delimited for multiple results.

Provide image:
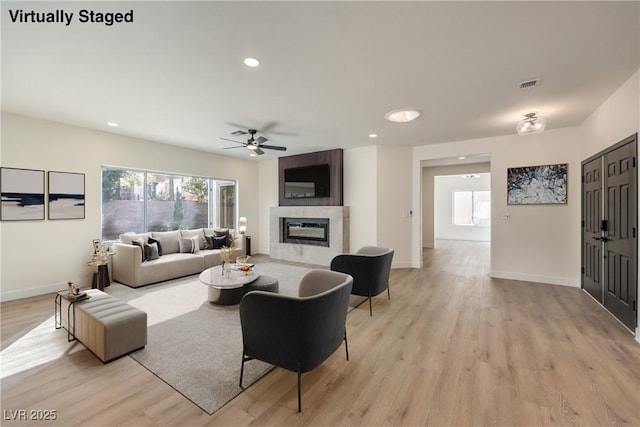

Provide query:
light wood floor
left=2, top=241, right=639, bottom=426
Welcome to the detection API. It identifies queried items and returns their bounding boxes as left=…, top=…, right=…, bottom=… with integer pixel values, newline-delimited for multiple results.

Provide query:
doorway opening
left=434, top=173, right=491, bottom=243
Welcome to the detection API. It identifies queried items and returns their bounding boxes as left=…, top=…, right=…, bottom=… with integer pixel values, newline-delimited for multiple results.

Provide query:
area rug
left=106, top=263, right=365, bottom=415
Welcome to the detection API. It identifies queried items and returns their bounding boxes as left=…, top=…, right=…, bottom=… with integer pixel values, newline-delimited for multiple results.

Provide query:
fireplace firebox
left=282, top=217, right=330, bottom=247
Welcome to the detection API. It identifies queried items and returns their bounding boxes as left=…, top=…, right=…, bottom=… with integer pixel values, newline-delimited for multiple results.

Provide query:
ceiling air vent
left=518, top=78, right=541, bottom=90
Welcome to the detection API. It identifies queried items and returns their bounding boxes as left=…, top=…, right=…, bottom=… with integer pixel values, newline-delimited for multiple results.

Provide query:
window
left=101, top=167, right=236, bottom=240
left=453, top=190, right=490, bottom=226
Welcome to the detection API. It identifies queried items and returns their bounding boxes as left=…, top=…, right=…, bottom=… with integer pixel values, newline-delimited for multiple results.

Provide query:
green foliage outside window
left=182, top=177, right=208, bottom=203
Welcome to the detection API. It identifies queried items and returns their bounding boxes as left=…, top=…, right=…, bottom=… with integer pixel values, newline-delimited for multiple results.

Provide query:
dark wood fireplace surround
left=278, top=148, right=343, bottom=207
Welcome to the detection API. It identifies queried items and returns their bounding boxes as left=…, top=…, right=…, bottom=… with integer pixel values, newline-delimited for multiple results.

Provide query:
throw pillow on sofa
left=178, top=236, right=200, bottom=254
left=144, top=242, right=160, bottom=260
left=204, top=228, right=231, bottom=246
left=132, top=237, right=146, bottom=262
left=180, top=229, right=206, bottom=250
left=205, top=235, right=227, bottom=249
left=148, top=237, right=163, bottom=256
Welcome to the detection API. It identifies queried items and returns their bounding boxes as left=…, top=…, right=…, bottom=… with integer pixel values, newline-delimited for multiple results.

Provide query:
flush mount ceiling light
left=384, top=109, right=422, bottom=123
left=516, top=112, right=546, bottom=135
left=107, top=122, right=119, bottom=127
left=243, top=57, right=260, bottom=67
left=369, top=134, right=378, bottom=138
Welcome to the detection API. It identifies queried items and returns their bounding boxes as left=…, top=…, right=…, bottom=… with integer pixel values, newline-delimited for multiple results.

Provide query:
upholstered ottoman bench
left=66, top=289, right=147, bottom=363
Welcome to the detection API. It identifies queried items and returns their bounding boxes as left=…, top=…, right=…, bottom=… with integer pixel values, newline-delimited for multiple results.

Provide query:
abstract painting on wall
left=507, top=163, right=568, bottom=205
left=48, top=171, right=85, bottom=219
left=0, top=167, right=46, bottom=220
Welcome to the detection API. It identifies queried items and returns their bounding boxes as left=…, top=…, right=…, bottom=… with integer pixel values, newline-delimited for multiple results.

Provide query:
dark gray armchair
left=330, top=246, right=394, bottom=316
left=239, top=269, right=353, bottom=412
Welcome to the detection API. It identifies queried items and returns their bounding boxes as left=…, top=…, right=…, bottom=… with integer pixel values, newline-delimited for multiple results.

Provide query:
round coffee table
left=199, top=265, right=259, bottom=305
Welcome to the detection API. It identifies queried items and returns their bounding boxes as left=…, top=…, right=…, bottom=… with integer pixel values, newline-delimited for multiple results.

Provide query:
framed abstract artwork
left=48, top=171, right=85, bottom=219
left=507, top=163, right=568, bottom=205
left=0, top=167, right=45, bottom=220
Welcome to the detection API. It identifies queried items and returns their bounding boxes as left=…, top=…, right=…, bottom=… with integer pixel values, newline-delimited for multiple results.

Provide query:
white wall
left=1, top=112, right=259, bottom=301
left=344, top=146, right=378, bottom=252
left=422, top=163, right=491, bottom=248
left=434, top=173, right=491, bottom=242
left=413, top=126, right=583, bottom=286
left=375, top=146, right=413, bottom=267
left=581, top=70, right=639, bottom=158
left=257, top=158, right=278, bottom=255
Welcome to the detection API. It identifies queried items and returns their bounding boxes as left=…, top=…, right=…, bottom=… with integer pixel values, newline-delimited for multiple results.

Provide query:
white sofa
left=112, top=228, right=245, bottom=287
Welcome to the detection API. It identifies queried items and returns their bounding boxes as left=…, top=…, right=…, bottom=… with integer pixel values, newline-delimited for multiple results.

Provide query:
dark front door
left=582, top=157, right=602, bottom=301
left=602, top=139, right=637, bottom=330
left=582, top=134, right=637, bottom=331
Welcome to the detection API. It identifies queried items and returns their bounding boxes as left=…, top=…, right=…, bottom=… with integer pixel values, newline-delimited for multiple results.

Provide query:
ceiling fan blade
left=255, top=136, right=268, bottom=144
left=223, top=146, right=246, bottom=150
left=254, top=147, right=265, bottom=155
left=260, top=121, right=278, bottom=132
left=230, top=130, right=248, bottom=136
left=220, top=137, right=246, bottom=144
left=226, top=121, right=252, bottom=129
left=260, top=144, right=287, bottom=151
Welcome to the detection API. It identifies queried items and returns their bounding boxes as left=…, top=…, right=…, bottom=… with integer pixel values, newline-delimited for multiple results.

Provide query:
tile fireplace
left=270, top=206, right=349, bottom=265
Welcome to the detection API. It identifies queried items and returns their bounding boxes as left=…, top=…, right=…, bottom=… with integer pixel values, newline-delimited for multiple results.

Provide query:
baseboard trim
left=391, top=261, right=413, bottom=269
left=636, top=328, right=639, bottom=344
left=490, top=270, right=579, bottom=287
left=1, top=278, right=92, bottom=302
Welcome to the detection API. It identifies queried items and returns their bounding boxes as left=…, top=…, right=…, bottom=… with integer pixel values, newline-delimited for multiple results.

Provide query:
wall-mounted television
left=278, top=148, right=343, bottom=206
left=284, top=164, right=330, bottom=199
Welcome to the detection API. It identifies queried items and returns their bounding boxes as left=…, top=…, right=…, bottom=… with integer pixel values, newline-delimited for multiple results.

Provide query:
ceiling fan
left=220, top=129, right=287, bottom=155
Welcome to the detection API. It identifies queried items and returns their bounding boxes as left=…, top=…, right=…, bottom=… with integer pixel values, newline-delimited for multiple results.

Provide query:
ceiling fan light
left=516, top=112, right=546, bottom=135
left=247, top=144, right=258, bottom=150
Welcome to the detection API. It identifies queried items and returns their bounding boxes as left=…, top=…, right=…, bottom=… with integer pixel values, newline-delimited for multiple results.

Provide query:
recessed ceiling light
left=384, top=109, right=421, bottom=123
left=250, top=153, right=257, bottom=157
left=369, top=134, right=378, bottom=138
left=458, top=156, right=466, bottom=160
left=244, top=57, right=260, bottom=67
left=107, top=122, right=119, bottom=127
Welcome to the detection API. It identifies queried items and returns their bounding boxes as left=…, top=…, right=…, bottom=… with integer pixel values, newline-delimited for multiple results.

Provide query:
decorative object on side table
left=87, top=239, right=114, bottom=290
left=55, top=290, right=91, bottom=341
left=238, top=217, right=247, bottom=234
left=220, top=232, right=240, bottom=276
left=236, top=255, right=251, bottom=264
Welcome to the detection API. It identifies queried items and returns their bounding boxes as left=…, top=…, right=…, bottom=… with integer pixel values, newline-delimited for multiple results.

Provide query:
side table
left=87, top=253, right=113, bottom=291
left=91, top=264, right=110, bottom=290
left=55, top=292, right=91, bottom=342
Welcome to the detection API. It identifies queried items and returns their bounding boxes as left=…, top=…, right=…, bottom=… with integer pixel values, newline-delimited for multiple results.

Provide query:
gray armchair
left=330, top=246, right=394, bottom=316
left=239, top=269, right=353, bottom=412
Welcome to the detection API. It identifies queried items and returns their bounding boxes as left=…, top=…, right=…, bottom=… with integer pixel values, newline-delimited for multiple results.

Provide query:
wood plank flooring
left=2, top=240, right=639, bottom=426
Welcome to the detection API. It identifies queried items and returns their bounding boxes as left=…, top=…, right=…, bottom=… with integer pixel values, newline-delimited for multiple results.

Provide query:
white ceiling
left=2, top=1, right=639, bottom=160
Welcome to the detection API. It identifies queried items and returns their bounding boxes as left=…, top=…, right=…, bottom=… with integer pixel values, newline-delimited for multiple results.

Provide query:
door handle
left=592, top=236, right=609, bottom=242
